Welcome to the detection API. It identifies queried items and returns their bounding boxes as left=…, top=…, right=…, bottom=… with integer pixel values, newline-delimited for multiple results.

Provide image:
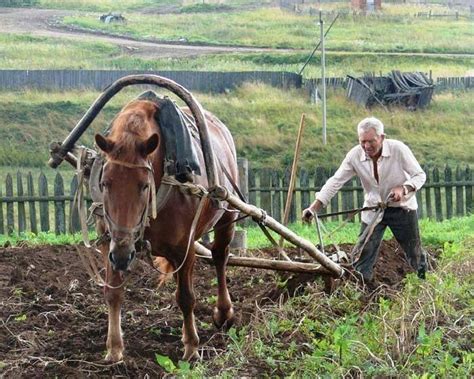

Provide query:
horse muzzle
left=109, top=238, right=136, bottom=272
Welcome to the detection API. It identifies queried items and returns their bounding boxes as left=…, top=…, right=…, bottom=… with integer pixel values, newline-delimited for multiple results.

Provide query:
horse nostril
left=109, top=252, right=116, bottom=265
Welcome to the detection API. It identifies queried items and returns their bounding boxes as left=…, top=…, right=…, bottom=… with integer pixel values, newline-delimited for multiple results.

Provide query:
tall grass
left=0, top=85, right=472, bottom=170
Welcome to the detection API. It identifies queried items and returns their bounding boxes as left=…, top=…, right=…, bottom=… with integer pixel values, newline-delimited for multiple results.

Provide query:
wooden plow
left=48, top=74, right=344, bottom=282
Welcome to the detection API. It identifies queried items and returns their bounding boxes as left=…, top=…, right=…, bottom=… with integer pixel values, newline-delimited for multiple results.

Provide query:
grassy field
left=63, top=7, right=474, bottom=54
left=2, top=33, right=472, bottom=77
left=0, top=85, right=472, bottom=174
left=36, top=0, right=268, bottom=12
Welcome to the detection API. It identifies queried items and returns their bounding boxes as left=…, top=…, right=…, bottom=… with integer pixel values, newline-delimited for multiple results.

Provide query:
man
left=302, top=117, right=427, bottom=283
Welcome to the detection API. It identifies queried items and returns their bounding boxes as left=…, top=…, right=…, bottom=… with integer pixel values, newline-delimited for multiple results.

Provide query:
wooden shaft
left=194, top=242, right=331, bottom=274
left=209, top=186, right=343, bottom=277
left=279, top=113, right=306, bottom=247
left=48, top=74, right=216, bottom=187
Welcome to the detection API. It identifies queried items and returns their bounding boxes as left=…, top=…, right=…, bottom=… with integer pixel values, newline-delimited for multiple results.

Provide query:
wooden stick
left=209, top=186, right=343, bottom=277
left=194, top=242, right=331, bottom=274
left=279, top=113, right=306, bottom=247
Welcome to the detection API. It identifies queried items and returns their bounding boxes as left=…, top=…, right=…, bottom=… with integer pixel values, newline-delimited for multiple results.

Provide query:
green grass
left=0, top=34, right=120, bottom=70
left=64, top=7, right=474, bottom=54
left=37, top=0, right=178, bottom=12
left=244, top=214, right=474, bottom=249
left=0, top=85, right=472, bottom=171
left=109, top=51, right=473, bottom=78
left=2, top=214, right=472, bottom=249
left=2, top=32, right=471, bottom=76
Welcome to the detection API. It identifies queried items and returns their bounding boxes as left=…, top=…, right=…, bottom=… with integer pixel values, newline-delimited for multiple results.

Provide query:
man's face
left=359, top=128, right=384, bottom=158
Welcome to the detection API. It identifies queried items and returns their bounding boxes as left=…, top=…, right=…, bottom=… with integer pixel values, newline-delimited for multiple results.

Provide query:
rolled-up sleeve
left=401, top=143, right=426, bottom=191
left=316, top=152, right=356, bottom=207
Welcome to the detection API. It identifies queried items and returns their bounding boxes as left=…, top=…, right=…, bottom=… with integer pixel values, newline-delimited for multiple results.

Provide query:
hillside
left=0, top=84, right=472, bottom=170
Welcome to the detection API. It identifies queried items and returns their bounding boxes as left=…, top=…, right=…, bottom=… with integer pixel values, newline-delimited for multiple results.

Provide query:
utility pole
left=319, top=11, right=327, bottom=145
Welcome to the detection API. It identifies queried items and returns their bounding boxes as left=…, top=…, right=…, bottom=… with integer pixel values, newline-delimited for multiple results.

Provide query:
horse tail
left=153, top=257, right=174, bottom=286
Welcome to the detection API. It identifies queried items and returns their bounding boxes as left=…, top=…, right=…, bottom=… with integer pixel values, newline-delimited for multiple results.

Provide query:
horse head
left=95, top=102, right=159, bottom=272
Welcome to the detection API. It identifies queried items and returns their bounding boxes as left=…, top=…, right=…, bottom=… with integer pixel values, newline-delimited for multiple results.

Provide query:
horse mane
left=106, top=100, right=159, bottom=163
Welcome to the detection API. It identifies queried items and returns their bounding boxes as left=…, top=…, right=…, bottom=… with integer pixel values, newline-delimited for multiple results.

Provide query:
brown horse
left=94, top=97, right=238, bottom=361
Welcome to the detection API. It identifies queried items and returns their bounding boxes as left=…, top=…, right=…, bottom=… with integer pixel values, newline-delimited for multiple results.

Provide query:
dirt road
left=0, top=7, right=286, bottom=59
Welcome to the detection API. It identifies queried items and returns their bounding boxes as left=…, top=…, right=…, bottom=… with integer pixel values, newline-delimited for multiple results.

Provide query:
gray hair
left=357, top=117, right=384, bottom=136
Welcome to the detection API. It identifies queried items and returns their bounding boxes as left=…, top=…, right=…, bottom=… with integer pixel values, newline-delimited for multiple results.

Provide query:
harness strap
left=74, top=148, right=132, bottom=290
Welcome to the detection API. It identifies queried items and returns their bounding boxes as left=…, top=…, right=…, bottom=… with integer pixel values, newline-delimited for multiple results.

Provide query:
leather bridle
left=101, top=159, right=157, bottom=245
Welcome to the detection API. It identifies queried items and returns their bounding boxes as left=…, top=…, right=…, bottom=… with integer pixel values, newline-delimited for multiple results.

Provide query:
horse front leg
left=211, top=221, right=235, bottom=329
left=99, top=242, right=125, bottom=362
left=175, top=253, right=199, bottom=360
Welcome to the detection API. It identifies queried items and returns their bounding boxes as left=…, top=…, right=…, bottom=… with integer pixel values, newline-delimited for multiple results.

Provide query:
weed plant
left=192, top=233, right=473, bottom=377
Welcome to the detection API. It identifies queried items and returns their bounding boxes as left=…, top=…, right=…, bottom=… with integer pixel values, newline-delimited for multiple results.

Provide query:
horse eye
left=141, top=183, right=149, bottom=192
left=101, top=181, right=110, bottom=190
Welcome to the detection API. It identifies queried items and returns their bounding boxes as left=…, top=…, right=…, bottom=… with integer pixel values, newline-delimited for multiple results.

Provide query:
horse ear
left=95, top=133, right=114, bottom=153
left=140, top=133, right=159, bottom=157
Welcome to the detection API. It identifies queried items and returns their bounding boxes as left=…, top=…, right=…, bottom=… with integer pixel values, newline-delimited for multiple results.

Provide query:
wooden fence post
left=27, top=172, right=38, bottom=234
left=424, top=165, right=432, bottom=219
left=260, top=168, right=272, bottom=218
left=0, top=189, right=4, bottom=235
left=17, top=172, right=26, bottom=233
left=466, top=166, right=473, bottom=214
left=355, top=176, right=364, bottom=222
left=282, top=167, right=295, bottom=223
left=39, top=172, right=50, bottom=232
left=248, top=168, right=256, bottom=208
left=271, top=170, right=282, bottom=223
left=6, top=174, right=14, bottom=235
left=54, top=173, right=66, bottom=235
left=342, top=178, right=355, bottom=222
left=455, top=166, right=464, bottom=217
left=433, top=167, right=443, bottom=221
left=300, top=168, right=310, bottom=213
left=237, top=158, right=249, bottom=202
left=445, top=165, right=453, bottom=219
left=69, top=175, right=80, bottom=233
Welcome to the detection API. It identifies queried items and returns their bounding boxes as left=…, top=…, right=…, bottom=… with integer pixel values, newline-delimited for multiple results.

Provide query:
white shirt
left=316, top=139, right=426, bottom=224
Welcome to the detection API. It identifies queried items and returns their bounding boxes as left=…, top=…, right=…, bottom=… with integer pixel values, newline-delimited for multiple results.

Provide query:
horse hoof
left=104, top=350, right=123, bottom=363
left=182, top=346, right=200, bottom=361
left=213, top=307, right=235, bottom=330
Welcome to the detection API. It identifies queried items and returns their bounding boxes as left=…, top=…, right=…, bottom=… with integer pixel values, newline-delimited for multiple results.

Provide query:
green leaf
left=155, top=353, right=177, bottom=373
left=14, top=314, right=27, bottom=322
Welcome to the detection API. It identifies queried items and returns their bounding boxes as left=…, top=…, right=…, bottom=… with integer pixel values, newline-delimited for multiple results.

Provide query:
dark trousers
left=354, top=208, right=427, bottom=281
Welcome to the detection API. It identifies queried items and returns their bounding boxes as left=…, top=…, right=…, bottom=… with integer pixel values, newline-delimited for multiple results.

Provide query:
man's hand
left=389, top=185, right=405, bottom=202
left=301, top=207, right=315, bottom=223
left=301, top=200, right=322, bottom=223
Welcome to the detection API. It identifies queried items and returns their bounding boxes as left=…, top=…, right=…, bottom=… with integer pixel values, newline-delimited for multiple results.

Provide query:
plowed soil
left=0, top=240, right=422, bottom=377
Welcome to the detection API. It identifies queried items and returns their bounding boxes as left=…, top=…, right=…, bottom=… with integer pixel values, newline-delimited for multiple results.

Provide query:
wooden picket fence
left=248, top=165, right=473, bottom=223
left=0, top=165, right=472, bottom=235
